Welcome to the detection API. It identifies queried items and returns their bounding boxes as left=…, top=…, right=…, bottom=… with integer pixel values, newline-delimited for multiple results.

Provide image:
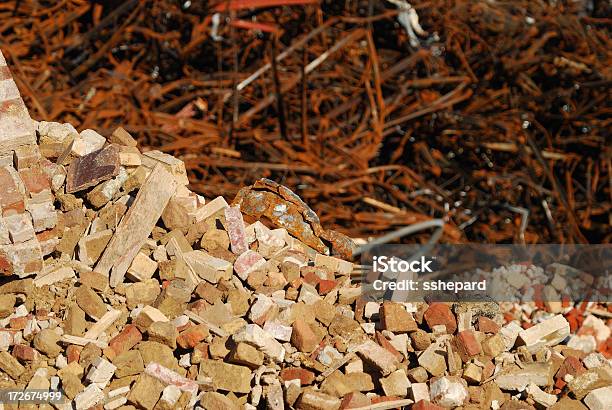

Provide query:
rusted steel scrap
left=0, top=0, right=609, bottom=245
left=233, top=178, right=356, bottom=258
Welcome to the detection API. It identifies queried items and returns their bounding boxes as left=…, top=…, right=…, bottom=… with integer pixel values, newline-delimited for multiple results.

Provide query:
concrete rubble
left=0, top=50, right=611, bottom=409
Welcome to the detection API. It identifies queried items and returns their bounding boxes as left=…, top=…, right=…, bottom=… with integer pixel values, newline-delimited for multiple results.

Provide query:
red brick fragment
left=0, top=251, right=13, bottom=276
left=9, top=316, right=27, bottom=329
left=36, top=229, right=58, bottom=242
left=375, top=332, right=403, bottom=362
left=565, top=309, right=583, bottom=333
left=453, top=330, right=482, bottom=362
left=280, top=367, right=315, bottom=385
left=556, top=356, right=586, bottom=380
left=19, top=168, right=50, bottom=195
left=176, top=324, right=209, bottom=349
left=554, top=378, right=566, bottom=390
left=0, top=167, right=25, bottom=215
left=424, top=303, right=457, bottom=334
left=66, top=345, right=82, bottom=363
left=412, top=400, right=445, bottom=410
left=302, top=270, right=321, bottom=286
left=561, top=294, right=571, bottom=307
left=317, top=279, right=337, bottom=295
left=340, top=392, right=371, bottom=409
left=371, top=396, right=401, bottom=405
left=105, top=324, right=142, bottom=360
left=477, top=317, right=500, bottom=334
left=605, top=338, right=612, bottom=359
left=503, top=312, right=515, bottom=323
left=12, top=344, right=38, bottom=361
left=291, top=319, right=321, bottom=353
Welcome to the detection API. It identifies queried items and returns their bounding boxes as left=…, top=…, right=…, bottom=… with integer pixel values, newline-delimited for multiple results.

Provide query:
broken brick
left=225, top=206, right=248, bottom=254
left=233, top=250, right=266, bottom=280
left=280, top=367, right=316, bottom=384
left=478, top=316, right=500, bottom=334
left=453, top=330, right=482, bottom=362
left=556, top=356, right=587, bottom=380
left=291, top=318, right=322, bottom=353
left=66, top=145, right=120, bottom=193
left=380, top=301, right=418, bottom=333
left=75, top=286, right=107, bottom=320
left=412, top=400, right=445, bottom=410
left=0, top=167, right=25, bottom=215
left=105, top=324, right=142, bottom=360
left=176, top=324, right=209, bottom=349
left=424, top=303, right=457, bottom=334
left=12, top=344, right=39, bottom=361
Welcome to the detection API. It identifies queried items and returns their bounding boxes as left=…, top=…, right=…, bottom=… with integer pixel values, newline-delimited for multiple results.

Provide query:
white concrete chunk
left=86, top=357, right=116, bottom=388
left=584, top=385, right=612, bottom=410
left=233, top=324, right=285, bottom=363
left=517, top=314, right=570, bottom=353
left=74, top=384, right=104, bottom=410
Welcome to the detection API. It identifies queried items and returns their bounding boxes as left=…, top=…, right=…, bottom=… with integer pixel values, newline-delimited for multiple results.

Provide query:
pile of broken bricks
left=1, top=51, right=612, bottom=410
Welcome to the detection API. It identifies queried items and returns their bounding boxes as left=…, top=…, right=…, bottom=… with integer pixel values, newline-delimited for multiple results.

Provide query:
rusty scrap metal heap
left=0, top=20, right=612, bottom=408
left=0, top=0, right=609, bottom=245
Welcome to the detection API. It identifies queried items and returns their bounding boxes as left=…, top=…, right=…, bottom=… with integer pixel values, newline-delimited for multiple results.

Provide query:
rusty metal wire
left=1, top=0, right=610, bottom=244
